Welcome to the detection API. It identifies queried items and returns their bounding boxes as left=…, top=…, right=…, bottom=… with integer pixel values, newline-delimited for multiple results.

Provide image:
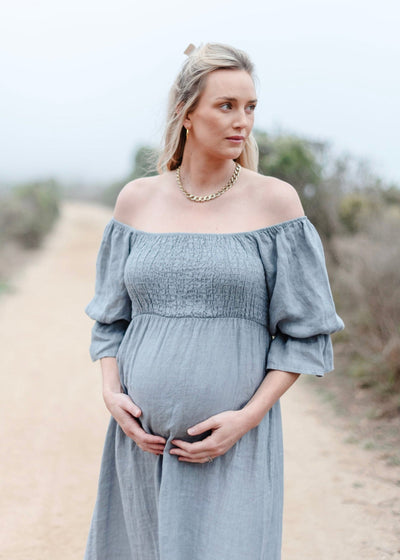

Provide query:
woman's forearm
left=240, top=369, right=300, bottom=430
left=100, top=357, right=123, bottom=396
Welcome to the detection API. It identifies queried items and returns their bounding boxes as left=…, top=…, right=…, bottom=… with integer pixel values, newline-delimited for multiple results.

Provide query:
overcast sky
left=1, top=0, right=399, bottom=187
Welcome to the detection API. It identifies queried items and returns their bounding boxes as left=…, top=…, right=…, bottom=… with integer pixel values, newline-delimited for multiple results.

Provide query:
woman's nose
left=232, top=109, right=250, bottom=129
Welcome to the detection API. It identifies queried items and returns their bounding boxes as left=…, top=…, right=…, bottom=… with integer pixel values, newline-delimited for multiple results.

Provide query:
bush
left=338, top=191, right=385, bottom=234
left=334, top=210, right=400, bottom=402
left=0, top=180, right=60, bottom=249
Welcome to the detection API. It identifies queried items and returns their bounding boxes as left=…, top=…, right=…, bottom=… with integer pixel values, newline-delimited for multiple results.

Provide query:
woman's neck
left=178, top=152, right=237, bottom=195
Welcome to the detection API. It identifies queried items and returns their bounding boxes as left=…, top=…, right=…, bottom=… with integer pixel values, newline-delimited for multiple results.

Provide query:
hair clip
left=184, top=43, right=196, bottom=56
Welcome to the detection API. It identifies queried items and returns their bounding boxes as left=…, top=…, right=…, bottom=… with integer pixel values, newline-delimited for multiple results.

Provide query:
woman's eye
left=247, top=104, right=257, bottom=112
left=220, top=103, right=231, bottom=110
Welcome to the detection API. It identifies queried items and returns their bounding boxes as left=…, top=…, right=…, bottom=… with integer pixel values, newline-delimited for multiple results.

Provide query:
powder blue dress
left=84, top=215, right=344, bottom=560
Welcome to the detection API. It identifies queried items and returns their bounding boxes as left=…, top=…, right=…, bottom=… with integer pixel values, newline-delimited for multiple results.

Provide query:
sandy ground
left=1, top=201, right=399, bottom=560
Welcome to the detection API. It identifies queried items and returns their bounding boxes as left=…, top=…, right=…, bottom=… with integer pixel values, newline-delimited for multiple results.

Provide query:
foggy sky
left=1, top=0, right=399, bottom=187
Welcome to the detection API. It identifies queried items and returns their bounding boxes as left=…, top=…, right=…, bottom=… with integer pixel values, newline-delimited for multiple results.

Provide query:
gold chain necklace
left=176, top=163, right=241, bottom=203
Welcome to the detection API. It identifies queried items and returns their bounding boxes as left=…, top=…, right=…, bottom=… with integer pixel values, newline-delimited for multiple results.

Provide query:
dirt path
left=1, top=201, right=399, bottom=559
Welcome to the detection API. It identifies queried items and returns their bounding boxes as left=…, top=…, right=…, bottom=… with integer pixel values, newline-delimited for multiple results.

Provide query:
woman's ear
left=176, top=101, right=192, bottom=131
left=182, top=114, right=191, bottom=131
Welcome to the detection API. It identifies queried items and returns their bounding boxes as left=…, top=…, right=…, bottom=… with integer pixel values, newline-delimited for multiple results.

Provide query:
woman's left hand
left=170, top=409, right=252, bottom=463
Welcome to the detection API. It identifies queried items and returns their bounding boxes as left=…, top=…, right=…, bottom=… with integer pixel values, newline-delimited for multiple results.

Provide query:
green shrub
left=338, top=192, right=382, bottom=233
left=0, top=180, right=60, bottom=249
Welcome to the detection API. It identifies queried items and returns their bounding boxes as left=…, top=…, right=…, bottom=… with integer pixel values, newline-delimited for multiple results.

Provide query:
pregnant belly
left=117, top=315, right=269, bottom=439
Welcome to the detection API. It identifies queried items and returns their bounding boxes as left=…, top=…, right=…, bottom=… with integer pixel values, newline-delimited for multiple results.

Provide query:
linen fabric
left=84, top=215, right=344, bottom=560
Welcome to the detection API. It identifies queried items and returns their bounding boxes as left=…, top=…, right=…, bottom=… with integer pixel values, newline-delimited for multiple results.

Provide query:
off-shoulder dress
left=84, top=215, right=344, bottom=560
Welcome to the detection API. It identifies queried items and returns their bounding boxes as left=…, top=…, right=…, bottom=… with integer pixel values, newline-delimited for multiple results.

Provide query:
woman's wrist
left=100, top=357, right=123, bottom=395
left=239, top=370, right=301, bottom=431
left=238, top=404, right=264, bottom=431
left=102, top=385, right=122, bottom=399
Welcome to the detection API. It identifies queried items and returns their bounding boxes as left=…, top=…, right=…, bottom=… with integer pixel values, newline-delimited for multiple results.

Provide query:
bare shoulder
left=245, top=169, right=305, bottom=223
left=113, top=175, right=162, bottom=224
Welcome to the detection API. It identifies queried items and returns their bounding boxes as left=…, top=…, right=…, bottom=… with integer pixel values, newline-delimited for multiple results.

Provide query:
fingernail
left=187, top=428, right=194, bottom=435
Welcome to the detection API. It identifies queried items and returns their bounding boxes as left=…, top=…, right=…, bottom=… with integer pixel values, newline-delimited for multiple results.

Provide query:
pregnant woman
left=84, top=42, right=344, bottom=559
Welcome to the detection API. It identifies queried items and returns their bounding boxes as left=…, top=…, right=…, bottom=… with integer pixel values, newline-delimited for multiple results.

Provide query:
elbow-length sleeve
left=85, top=220, right=133, bottom=362
left=257, top=216, right=345, bottom=377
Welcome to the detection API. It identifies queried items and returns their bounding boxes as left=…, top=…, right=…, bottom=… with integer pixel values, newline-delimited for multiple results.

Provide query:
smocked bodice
left=125, top=229, right=269, bottom=326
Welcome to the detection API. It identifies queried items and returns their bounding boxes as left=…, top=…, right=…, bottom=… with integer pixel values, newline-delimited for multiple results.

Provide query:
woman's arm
left=240, top=369, right=300, bottom=429
left=169, top=369, right=300, bottom=463
left=101, top=357, right=166, bottom=455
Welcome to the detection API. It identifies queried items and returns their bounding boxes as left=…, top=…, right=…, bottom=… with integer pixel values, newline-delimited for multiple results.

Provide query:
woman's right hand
left=103, top=389, right=166, bottom=455
left=100, top=357, right=165, bottom=456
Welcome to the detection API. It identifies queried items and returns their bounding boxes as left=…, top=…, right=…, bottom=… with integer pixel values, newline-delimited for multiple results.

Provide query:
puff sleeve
left=257, top=216, right=344, bottom=377
left=85, top=220, right=133, bottom=362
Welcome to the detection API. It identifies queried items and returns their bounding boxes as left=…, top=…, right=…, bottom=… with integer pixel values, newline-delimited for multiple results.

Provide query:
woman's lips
left=226, top=136, right=244, bottom=143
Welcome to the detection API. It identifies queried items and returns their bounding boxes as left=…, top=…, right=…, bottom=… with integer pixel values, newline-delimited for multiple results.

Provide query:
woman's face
left=183, top=69, right=257, bottom=162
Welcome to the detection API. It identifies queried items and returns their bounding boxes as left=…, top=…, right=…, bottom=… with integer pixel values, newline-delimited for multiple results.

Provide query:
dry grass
left=319, top=209, right=400, bottom=465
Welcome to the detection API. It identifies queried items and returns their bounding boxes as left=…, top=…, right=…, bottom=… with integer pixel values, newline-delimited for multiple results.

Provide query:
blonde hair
left=156, top=43, right=259, bottom=174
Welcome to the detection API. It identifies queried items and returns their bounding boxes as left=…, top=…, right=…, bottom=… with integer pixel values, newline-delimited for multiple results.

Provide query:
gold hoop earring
left=186, top=128, right=189, bottom=139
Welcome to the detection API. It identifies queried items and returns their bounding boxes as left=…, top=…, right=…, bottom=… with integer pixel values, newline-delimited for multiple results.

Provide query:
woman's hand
left=169, top=409, right=251, bottom=464
left=100, top=357, right=166, bottom=456
left=103, top=390, right=166, bottom=456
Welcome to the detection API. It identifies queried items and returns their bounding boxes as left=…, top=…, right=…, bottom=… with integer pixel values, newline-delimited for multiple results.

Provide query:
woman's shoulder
left=242, top=168, right=305, bottom=225
left=113, top=174, right=171, bottom=225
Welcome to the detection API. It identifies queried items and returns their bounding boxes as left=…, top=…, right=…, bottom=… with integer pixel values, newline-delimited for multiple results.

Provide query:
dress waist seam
left=130, top=312, right=267, bottom=328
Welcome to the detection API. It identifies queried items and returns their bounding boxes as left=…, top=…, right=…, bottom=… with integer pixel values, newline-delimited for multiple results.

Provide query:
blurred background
left=1, top=0, right=399, bottom=558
